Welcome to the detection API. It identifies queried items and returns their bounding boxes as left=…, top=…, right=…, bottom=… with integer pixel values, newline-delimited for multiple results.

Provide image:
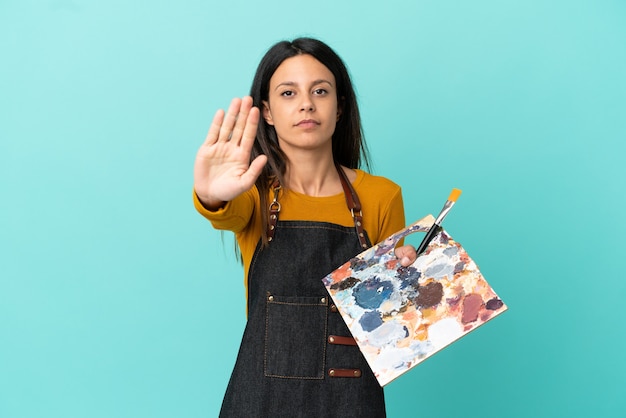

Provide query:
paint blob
left=414, top=281, right=444, bottom=308
left=360, top=310, right=384, bottom=332
left=353, top=278, right=394, bottom=309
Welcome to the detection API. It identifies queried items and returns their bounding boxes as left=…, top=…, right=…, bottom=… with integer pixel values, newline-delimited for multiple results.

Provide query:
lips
left=296, top=119, right=320, bottom=128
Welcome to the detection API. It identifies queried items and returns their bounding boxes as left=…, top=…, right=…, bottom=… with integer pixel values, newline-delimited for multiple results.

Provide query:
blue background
left=1, top=0, right=625, bottom=417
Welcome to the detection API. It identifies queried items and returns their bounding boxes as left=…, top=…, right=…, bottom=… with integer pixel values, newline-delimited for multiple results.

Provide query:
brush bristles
left=448, top=188, right=462, bottom=202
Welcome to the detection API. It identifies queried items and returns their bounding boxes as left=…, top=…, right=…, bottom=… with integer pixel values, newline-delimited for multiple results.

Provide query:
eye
left=313, top=88, right=328, bottom=95
left=280, top=90, right=295, bottom=97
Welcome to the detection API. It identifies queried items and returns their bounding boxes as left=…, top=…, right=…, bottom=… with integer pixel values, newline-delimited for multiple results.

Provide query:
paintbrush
left=415, top=188, right=462, bottom=255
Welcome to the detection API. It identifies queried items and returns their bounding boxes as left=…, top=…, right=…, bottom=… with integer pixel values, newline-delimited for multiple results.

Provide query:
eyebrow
left=274, top=79, right=334, bottom=91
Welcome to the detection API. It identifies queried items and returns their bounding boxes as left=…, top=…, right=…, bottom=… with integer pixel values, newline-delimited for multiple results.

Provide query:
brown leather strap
left=328, top=335, right=357, bottom=346
left=267, top=180, right=281, bottom=242
left=328, top=368, right=362, bottom=378
left=335, top=162, right=369, bottom=249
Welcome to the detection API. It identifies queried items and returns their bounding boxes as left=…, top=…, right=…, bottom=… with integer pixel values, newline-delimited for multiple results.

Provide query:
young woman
left=193, top=37, right=416, bottom=417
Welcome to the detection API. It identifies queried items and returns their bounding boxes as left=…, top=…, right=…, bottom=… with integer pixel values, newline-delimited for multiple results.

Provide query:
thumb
left=241, top=154, right=268, bottom=186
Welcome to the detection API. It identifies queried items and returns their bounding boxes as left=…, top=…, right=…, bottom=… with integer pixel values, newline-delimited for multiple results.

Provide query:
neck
left=283, top=153, right=341, bottom=197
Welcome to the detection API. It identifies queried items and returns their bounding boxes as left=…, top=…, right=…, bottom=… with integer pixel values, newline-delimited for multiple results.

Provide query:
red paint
left=461, top=293, right=483, bottom=324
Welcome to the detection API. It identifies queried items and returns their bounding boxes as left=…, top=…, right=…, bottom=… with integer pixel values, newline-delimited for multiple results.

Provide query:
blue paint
left=360, top=310, right=384, bottom=331
left=397, top=266, right=421, bottom=288
left=353, top=277, right=393, bottom=309
left=350, top=257, right=378, bottom=272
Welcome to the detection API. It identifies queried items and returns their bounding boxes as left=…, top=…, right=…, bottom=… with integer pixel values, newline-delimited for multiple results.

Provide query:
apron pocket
left=264, top=293, right=328, bottom=379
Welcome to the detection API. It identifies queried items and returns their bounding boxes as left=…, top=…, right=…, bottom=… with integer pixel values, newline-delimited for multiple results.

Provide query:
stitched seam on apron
left=281, top=225, right=354, bottom=232
left=268, top=302, right=326, bottom=306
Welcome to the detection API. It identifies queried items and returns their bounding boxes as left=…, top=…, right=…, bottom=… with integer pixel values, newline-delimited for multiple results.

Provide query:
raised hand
left=193, top=96, right=268, bottom=210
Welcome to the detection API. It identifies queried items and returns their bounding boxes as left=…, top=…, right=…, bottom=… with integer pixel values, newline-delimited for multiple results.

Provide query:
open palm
left=193, top=97, right=268, bottom=209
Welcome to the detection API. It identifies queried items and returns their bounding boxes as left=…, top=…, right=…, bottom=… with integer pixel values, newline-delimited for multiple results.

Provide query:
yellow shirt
left=193, top=169, right=406, bottom=290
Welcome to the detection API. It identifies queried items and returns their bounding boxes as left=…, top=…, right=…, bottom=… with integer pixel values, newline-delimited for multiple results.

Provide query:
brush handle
left=415, top=224, right=442, bottom=255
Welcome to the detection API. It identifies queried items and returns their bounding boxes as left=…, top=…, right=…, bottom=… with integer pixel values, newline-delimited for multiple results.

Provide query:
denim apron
left=219, top=182, right=386, bottom=417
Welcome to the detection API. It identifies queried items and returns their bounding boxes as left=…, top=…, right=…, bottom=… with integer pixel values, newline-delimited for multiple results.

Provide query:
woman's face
left=263, top=54, right=340, bottom=156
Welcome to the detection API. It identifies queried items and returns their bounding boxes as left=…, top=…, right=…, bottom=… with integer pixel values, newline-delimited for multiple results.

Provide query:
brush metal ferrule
left=434, top=200, right=456, bottom=225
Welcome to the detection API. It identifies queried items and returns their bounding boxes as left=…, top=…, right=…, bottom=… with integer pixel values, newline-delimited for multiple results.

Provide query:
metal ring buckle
left=269, top=185, right=282, bottom=212
left=269, top=200, right=281, bottom=212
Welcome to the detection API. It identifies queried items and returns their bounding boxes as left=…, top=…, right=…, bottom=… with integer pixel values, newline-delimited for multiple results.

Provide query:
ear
left=337, top=97, right=344, bottom=121
left=262, top=101, right=274, bottom=125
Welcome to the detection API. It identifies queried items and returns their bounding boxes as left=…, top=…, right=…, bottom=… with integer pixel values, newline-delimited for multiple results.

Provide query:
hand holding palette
left=322, top=196, right=507, bottom=386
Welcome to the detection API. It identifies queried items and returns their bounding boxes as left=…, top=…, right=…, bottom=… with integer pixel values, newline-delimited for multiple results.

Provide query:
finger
left=218, top=97, right=242, bottom=142
left=231, top=96, right=253, bottom=146
left=396, top=245, right=417, bottom=266
left=400, top=256, right=413, bottom=267
left=239, top=106, right=260, bottom=151
left=203, top=109, right=225, bottom=146
left=400, top=245, right=416, bottom=256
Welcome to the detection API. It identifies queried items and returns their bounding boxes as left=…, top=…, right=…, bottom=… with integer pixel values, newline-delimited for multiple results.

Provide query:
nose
left=300, top=95, right=315, bottom=112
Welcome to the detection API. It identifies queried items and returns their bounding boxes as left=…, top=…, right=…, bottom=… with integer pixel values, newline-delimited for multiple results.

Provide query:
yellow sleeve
left=192, top=188, right=257, bottom=233
left=353, top=170, right=406, bottom=246
left=376, top=185, right=406, bottom=245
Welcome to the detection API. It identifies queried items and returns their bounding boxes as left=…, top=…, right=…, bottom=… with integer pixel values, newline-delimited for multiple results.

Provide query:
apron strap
left=267, top=179, right=281, bottom=242
left=335, top=162, right=368, bottom=250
